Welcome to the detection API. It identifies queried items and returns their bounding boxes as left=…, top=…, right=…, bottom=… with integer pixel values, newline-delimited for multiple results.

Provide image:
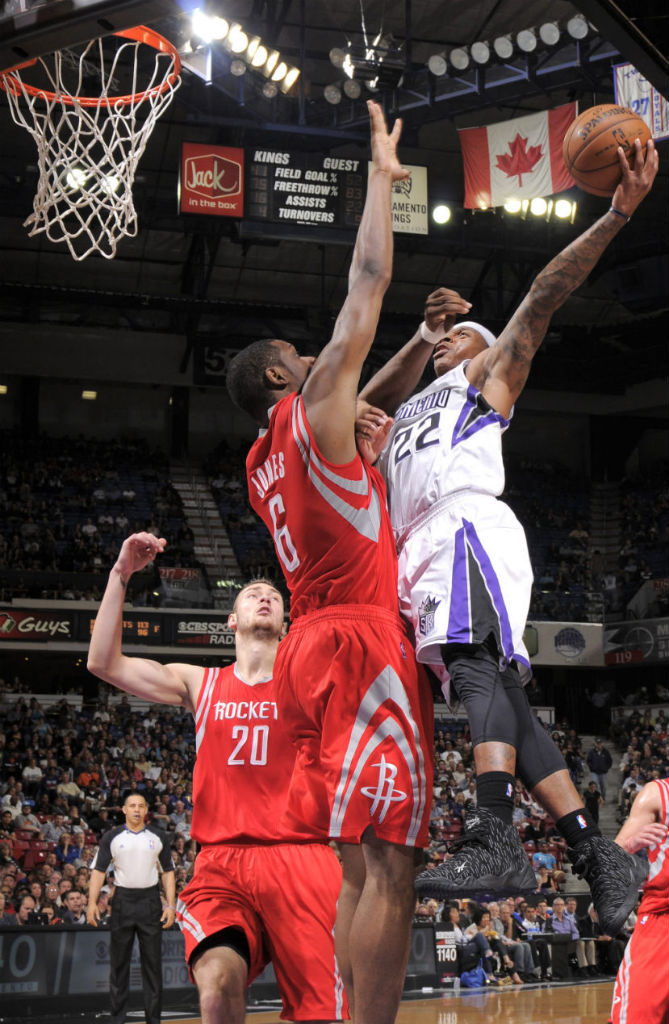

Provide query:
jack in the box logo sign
left=180, top=142, right=244, bottom=217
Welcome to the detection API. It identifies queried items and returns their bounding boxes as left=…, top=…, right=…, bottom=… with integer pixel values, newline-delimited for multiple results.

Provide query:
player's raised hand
left=355, top=398, right=393, bottom=464
left=368, top=99, right=409, bottom=182
left=114, top=532, right=166, bottom=581
left=612, top=136, right=658, bottom=216
left=425, top=288, right=472, bottom=336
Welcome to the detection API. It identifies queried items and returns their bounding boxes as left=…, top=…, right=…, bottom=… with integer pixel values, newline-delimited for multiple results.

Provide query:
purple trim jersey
left=378, top=363, right=532, bottom=690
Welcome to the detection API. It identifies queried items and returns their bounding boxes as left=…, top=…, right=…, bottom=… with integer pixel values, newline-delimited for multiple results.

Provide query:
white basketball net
left=1, top=31, right=181, bottom=260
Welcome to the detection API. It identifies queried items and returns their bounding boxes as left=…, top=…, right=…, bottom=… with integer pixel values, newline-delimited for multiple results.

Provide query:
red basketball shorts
left=610, top=910, right=669, bottom=1024
left=177, top=842, right=348, bottom=1021
left=275, top=604, right=434, bottom=847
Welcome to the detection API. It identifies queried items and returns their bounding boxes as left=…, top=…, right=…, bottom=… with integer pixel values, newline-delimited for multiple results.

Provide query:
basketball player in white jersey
left=358, top=137, right=658, bottom=936
left=88, top=532, right=348, bottom=1024
left=610, top=777, right=669, bottom=1024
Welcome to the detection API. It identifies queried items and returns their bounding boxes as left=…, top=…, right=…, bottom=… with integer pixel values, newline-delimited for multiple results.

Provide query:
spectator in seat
left=0, top=891, right=15, bottom=927
left=493, top=901, right=535, bottom=981
left=531, top=840, right=557, bottom=873
left=14, top=894, right=38, bottom=926
left=578, top=902, right=625, bottom=976
left=442, top=903, right=500, bottom=983
left=586, top=739, right=613, bottom=801
left=521, top=905, right=551, bottom=979
left=14, top=803, right=41, bottom=835
left=61, top=888, right=87, bottom=925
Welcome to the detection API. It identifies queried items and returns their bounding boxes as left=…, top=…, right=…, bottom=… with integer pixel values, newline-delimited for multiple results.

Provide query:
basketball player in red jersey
left=610, top=777, right=669, bottom=1024
left=226, top=101, right=435, bottom=1024
left=88, top=532, right=348, bottom=1024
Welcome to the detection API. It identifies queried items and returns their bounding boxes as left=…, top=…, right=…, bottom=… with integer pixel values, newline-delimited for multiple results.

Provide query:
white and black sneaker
left=415, top=807, right=537, bottom=899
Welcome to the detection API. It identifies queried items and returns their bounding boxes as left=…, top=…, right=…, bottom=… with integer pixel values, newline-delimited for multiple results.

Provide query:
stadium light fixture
left=503, top=198, right=522, bottom=213
left=493, top=35, right=514, bottom=59
left=280, top=67, right=301, bottom=93
left=470, top=41, right=491, bottom=65
left=539, top=22, right=561, bottom=46
left=191, top=9, right=229, bottom=44
left=324, top=83, right=343, bottom=104
left=516, top=28, right=537, bottom=53
left=343, top=77, right=362, bottom=98
left=449, top=47, right=470, bottom=71
left=329, top=47, right=346, bottom=69
left=427, top=53, right=448, bottom=77
left=567, top=14, right=589, bottom=39
left=432, top=204, right=452, bottom=224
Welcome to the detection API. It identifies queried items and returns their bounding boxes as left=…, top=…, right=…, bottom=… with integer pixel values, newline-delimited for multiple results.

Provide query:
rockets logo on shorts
left=418, top=594, right=440, bottom=636
left=361, top=755, right=407, bottom=822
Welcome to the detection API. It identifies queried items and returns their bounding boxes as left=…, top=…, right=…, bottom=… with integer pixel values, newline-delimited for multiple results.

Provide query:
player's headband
left=455, top=321, right=497, bottom=347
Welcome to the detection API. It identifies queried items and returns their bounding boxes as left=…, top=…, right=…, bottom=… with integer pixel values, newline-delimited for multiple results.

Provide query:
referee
left=87, top=791, right=175, bottom=1024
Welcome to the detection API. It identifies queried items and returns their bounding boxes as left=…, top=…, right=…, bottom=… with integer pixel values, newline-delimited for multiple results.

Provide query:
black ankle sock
left=556, top=808, right=601, bottom=847
left=476, top=771, right=515, bottom=825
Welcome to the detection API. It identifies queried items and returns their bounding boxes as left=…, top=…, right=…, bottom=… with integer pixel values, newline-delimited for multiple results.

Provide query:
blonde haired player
left=88, top=533, right=348, bottom=1024
left=610, top=778, right=669, bottom=1024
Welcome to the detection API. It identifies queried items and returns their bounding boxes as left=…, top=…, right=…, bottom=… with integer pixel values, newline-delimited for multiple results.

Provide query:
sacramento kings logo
left=418, top=595, right=440, bottom=636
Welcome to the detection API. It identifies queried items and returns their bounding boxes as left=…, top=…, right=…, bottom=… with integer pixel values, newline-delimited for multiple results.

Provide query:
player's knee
left=198, top=985, right=246, bottom=1024
left=193, top=950, right=247, bottom=1017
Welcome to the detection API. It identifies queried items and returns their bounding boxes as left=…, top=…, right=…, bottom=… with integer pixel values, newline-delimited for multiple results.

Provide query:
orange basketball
left=562, top=104, right=651, bottom=196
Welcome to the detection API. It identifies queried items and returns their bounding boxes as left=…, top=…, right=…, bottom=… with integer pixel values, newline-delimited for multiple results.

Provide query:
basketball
left=562, top=104, right=651, bottom=196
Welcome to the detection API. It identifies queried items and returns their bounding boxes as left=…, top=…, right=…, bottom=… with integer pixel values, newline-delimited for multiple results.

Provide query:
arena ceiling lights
left=427, top=18, right=592, bottom=76
left=186, top=9, right=300, bottom=94
left=329, top=33, right=405, bottom=96
left=502, top=197, right=578, bottom=222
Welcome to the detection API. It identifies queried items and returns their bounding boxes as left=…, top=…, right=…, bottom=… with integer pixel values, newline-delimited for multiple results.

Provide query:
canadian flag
left=458, top=102, right=577, bottom=208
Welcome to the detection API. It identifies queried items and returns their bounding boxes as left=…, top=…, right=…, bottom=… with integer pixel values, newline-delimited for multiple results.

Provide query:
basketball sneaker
left=414, top=807, right=537, bottom=899
left=568, top=836, right=648, bottom=936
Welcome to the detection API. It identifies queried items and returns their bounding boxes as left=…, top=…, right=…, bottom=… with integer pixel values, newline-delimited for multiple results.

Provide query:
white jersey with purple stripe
left=378, top=362, right=532, bottom=688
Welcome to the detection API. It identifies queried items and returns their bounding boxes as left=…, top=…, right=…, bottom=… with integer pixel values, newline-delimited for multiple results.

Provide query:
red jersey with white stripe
left=638, top=776, right=669, bottom=914
left=246, top=393, right=400, bottom=620
left=190, top=664, right=316, bottom=845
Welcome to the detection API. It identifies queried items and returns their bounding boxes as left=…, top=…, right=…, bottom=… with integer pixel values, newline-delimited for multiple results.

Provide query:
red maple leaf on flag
left=495, top=133, right=543, bottom=187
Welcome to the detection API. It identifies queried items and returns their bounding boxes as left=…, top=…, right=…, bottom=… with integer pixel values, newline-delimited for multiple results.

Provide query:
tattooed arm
left=466, top=138, right=658, bottom=418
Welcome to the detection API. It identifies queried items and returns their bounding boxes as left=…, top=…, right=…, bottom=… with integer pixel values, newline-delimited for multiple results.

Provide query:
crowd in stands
left=0, top=677, right=666, bottom=989
left=0, top=689, right=197, bottom=928
left=412, top=891, right=634, bottom=984
left=1, top=430, right=666, bottom=623
left=0, top=431, right=201, bottom=603
left=610, top=704, right=669, bottom=822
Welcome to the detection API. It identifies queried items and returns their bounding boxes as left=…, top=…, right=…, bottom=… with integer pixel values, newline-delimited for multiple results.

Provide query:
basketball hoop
left=0, top=26, right=181, bottom=260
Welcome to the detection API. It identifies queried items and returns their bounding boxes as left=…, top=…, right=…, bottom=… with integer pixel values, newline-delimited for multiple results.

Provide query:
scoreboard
left=246, top=148, right=365, bottom=229
left=179, top=141, right=428, bottom=233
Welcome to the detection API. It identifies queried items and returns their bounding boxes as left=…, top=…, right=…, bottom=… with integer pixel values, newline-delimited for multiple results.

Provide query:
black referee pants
left=109, top=884, right=163, bottom=1024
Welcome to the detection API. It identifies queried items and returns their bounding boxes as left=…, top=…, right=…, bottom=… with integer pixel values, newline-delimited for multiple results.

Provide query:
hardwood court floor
left=159, top=980, right=615, bottom=1024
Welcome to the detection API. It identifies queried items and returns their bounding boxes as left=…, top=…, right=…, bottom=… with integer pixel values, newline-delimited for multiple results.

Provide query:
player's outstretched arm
left=468, top=137, right=659, bottom=418
left=615, top=780, right=667, bottom=855
left=302, top=101, right=406, bottom=462
left=359, top=287, right=472, bottom=414
left=87, top=533, right=201, bottom=711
